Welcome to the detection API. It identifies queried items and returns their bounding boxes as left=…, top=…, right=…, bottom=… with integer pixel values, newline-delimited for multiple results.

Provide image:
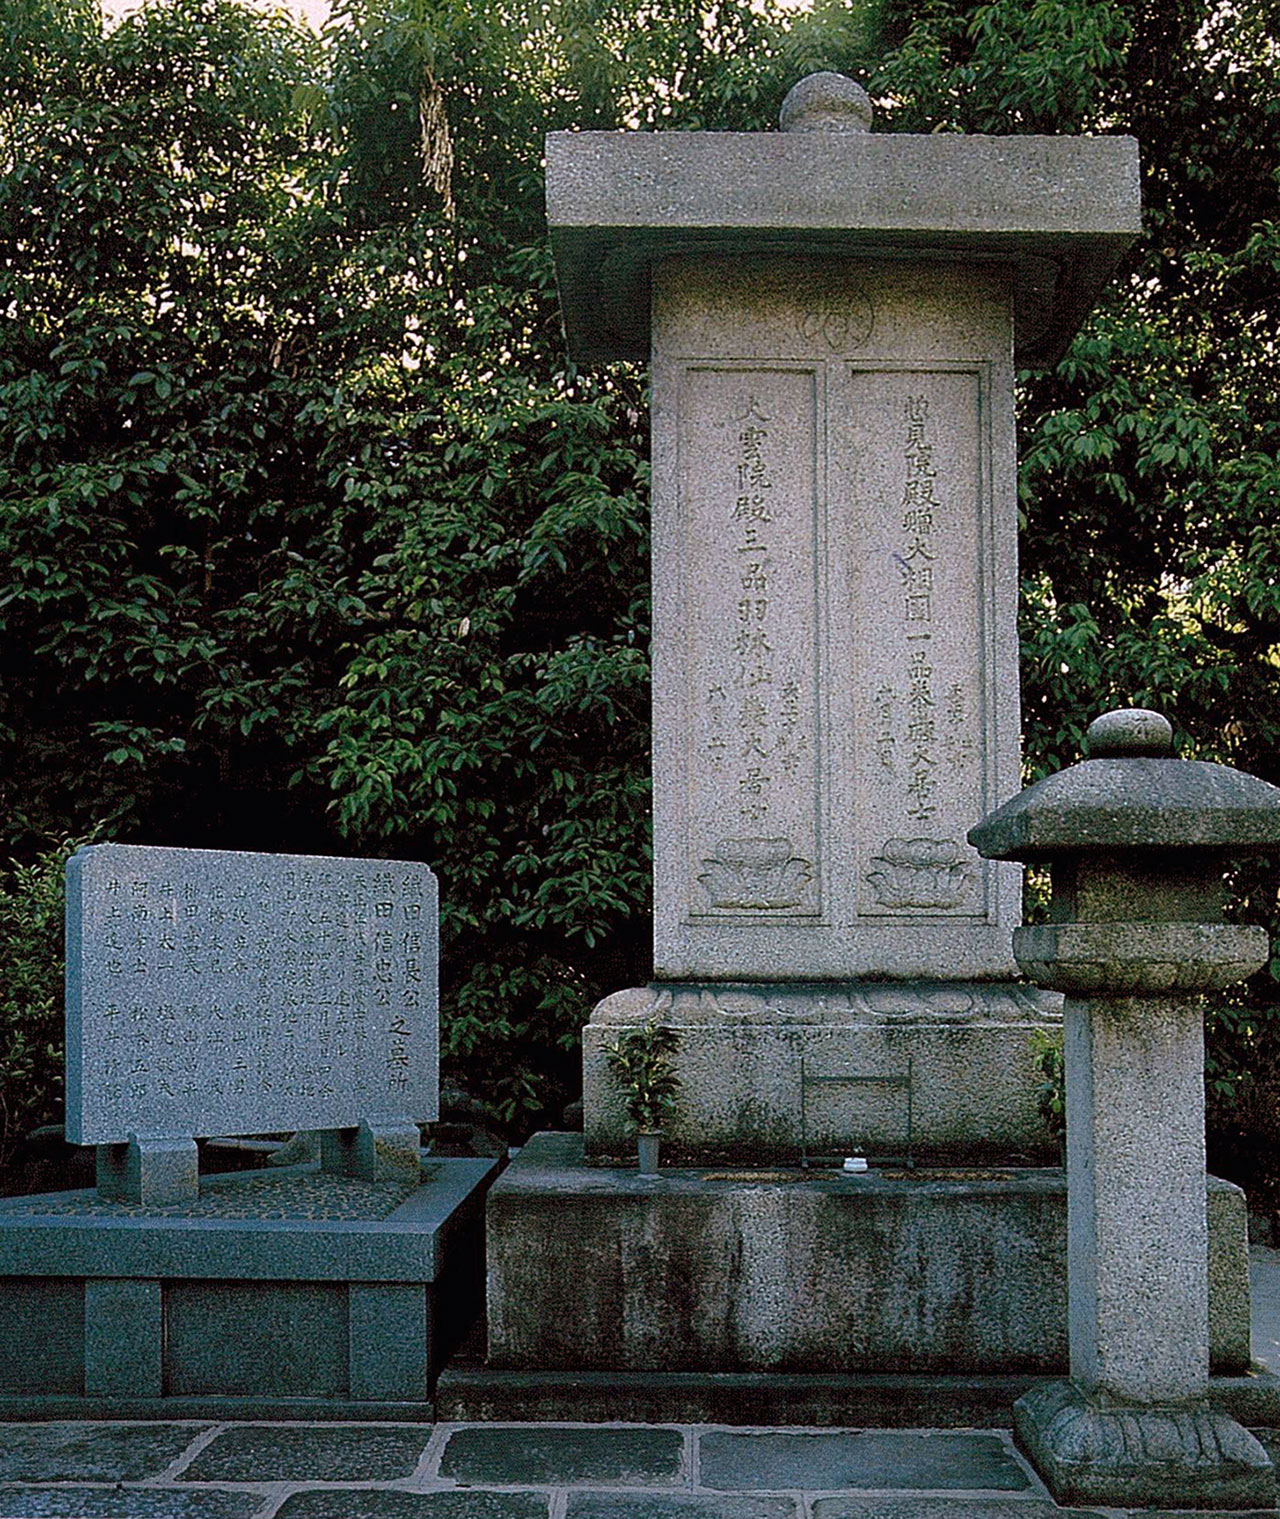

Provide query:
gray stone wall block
left=84, top=1278, right=162, bottom=1398
left=0, top=1278, right=84, bottom=1394
left=164, top=1281, right=348, bottom=1397
left=348, top=1283, right=429, bottom=1401
left=485, top=1135, right=1247, bottom=1374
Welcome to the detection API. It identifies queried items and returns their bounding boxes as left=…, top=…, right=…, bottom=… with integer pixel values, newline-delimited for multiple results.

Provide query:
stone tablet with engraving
left=649, top=258, right=1024, bottom=980
left=65, top=844, right=438, bottom=1146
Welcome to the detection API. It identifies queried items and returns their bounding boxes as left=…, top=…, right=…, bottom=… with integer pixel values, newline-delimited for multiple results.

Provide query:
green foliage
left=2, top=0, right=1280, bottom=1174
left=1029, top=1029, right=1065, bottom=1148
left=604, top=1018, right=681, bottom=1133
left=0, top=837, right=86, bottom=1171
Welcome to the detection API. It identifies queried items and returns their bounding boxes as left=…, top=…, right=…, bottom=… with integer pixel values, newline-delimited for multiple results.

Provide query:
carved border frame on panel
left=675, top=361, right=827, bottom=927
left=844, top=360, right=997, bottom=926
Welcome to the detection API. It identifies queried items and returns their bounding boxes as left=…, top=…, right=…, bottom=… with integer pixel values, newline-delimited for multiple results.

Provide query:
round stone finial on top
left=779, top=72, right=873, bottom=134
left=1085, top=708, right=1174, bottom=759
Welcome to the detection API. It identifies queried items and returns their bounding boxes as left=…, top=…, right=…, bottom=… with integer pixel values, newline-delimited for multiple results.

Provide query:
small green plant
left=1030, top=1028, right=1066, bottom=1146
left=604, top=1019, right=682, bottom=1134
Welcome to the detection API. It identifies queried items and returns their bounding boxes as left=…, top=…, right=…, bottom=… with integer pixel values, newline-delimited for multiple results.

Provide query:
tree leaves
left=4, top=0, right=1280, bottom=1153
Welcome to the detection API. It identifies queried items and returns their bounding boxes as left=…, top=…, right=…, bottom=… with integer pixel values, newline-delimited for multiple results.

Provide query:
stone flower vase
left=637, top=1132, right=661, bottom=1175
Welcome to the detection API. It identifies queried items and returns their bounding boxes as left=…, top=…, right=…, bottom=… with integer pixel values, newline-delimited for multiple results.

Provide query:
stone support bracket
left=95, top=1133, right=199, bottom=1207
left=321, top=1118, right=422, bottom=1185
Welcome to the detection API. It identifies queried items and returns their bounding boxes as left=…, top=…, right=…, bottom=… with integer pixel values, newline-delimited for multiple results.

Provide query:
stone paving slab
left=0, top=1423, right=210, bottom=1482
left=4, top=1420, right=1280, bottom=1515
left=273, top=1493, right=550, bottom=1518
left=178, top=1426, right=433, bottom=1483
left=807, top=1502, right=1103, bottom=1518
left=0, top=1491, right=256, bottom=1518
left=439, top=1426, right=685, bottom=1486
left=566, top=1496, right=798, bottom=1517
left=697, top=1430, right=1032, bottom=1492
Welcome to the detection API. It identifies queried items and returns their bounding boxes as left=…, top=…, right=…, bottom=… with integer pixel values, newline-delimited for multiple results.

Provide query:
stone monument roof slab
left=546, top=130, right=1141, bottom=365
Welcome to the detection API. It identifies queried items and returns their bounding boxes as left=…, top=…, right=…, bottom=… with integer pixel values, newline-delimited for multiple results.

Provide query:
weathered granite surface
left=547, top=130, right=1141, bottom=365
left=974, top=709, right=1280, bottom=1508
left=583, top=982, right=1063, bottom=1162
left=1014, top=1379, right=1274, bottom=1509
left=485, top=1133, right=1250, bottom=1376
left=649, top=257, right=1023, bottom=983
left=66, top=844, right=439, bottom=1145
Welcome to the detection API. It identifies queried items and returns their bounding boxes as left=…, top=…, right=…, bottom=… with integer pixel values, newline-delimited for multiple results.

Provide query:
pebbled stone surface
left=274, top=1493, right=551, bottom=1519
left=440, top=1427, right=684, bottom=1486
left=0, top=1424, right=209, bottom=1483
left=698, top=1431, right=1030, bottom=1492
left=178, top=1427, right=432, bottom=1483
left=0, top=1492, right=255, bottom=1518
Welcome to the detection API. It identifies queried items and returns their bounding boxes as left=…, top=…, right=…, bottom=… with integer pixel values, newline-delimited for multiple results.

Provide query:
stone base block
left=486, top=1134, right=1250, bottom=1375
left=0, top=1158, right=494, bottom=1412
left=1014, top=1378, right=1276, bottom=1508
left=321, top=1118, right=422, bottom=1185
left=586, top=983, right=1061, bottom=1163
left=96, top=1134, right=198, bottom=1206
left=435, top=1364, right=1280, bottom=1430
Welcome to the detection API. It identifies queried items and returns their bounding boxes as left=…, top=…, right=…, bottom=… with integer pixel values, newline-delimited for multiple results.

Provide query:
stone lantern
left=970, top=707, right=1280, bottom=1508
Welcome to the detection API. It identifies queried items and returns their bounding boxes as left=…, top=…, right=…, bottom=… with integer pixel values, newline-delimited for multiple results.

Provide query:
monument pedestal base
left=0, top=1158, right=494, bottom=1417
left=586, top=983, right=1065, bottom=1164
left=485, top=1134, right=1251, bottom=1375
left=1014, top=1378, right=1276, bottom=1508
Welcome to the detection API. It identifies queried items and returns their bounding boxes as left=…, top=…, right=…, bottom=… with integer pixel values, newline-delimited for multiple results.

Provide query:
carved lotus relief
left=699, top=836, right=813, bottom=911
left=865, top=837, right=971, bottom=911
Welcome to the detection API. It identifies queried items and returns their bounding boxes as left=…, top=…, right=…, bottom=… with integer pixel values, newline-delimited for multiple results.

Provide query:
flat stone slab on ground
left=274, top=1495, right=551, bottom=1519
left=6, top=1420, right=1280, bottom=1516
left=807, top=1503, right=1104, bottom=1518
left=0, top=1492, right=256, bottom=1518
left=566, top=1498, right=797, bottom=1517
left=439, top=1427, right=685, bottom=1486
left=177, top=1426, right=433, bottom=1483
left=0, top=1423, right=210, bottom=1482
left=697, top=1430, right=1032, bottom=1492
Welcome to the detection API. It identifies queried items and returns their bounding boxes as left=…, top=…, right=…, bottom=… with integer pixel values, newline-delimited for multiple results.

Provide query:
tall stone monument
left=554, top=75, right=1142, bottom=1159
left=443, top=89, right=1257, bottom=1414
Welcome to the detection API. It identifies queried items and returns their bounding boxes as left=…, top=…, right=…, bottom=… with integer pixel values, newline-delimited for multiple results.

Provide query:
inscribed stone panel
left=848, top=367, right=993, bottom=920
left=65, top=844, right=438, bottom=1145
left=679, top=366, right=822, bottom=922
